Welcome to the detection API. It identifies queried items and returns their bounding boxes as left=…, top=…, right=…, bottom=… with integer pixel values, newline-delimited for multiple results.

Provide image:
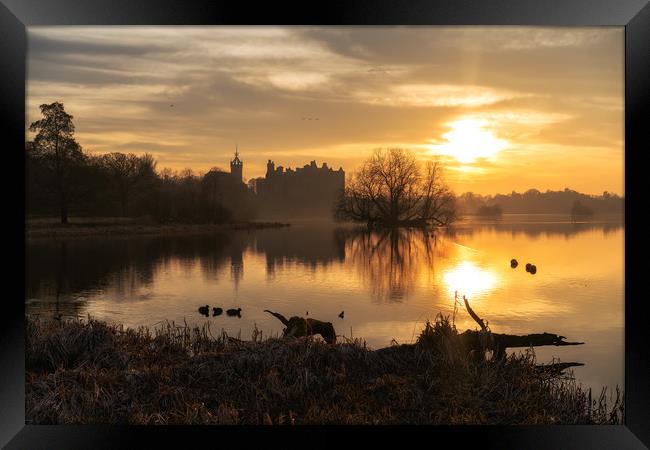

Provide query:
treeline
left=457, top=189, right=624, bottom=215
left=26, top=102, right=256, bottom=224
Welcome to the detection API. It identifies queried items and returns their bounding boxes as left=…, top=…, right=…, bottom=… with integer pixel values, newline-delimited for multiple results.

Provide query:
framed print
left=1, top=0, right=648, bottom=448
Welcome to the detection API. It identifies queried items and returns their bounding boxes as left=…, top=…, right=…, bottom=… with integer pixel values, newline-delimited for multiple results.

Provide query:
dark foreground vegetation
left=26, top=315, right=623, bottom=425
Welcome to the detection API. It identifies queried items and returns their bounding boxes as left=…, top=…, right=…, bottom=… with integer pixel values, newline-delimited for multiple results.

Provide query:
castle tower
left=230, top=146, right=243, bottom=183
left=266, top=159, right=275, bottom=178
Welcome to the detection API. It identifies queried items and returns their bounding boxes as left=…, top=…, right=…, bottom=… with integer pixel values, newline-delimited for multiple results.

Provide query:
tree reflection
left=26, top=227, right=348, bottom=316
left=342, top=227, right=448, bottom=302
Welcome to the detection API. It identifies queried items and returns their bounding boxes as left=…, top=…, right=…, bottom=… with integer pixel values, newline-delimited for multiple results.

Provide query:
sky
left=26, top=26, right=624, bottom=196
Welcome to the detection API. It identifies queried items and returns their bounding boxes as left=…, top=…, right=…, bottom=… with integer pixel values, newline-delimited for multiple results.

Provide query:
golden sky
left=26, top=26, right=624, bottom=195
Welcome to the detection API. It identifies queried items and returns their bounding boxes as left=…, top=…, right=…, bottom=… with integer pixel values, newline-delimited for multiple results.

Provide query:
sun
left=431, top=118, right=507, bottom=164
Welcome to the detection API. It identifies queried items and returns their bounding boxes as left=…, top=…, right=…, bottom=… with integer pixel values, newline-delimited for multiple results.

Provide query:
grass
left=25, top=314, right=624, bottom=425
left=26, top=217, right=290, bottom=238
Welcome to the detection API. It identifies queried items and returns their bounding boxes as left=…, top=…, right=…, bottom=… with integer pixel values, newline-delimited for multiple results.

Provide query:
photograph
left=22, top=25, right=626, bottom=426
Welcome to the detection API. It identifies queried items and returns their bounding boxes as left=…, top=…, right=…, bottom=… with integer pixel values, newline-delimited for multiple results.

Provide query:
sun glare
left=432, top=119, right=507, bottom=164
left=443, top=261, right=498, bottom=300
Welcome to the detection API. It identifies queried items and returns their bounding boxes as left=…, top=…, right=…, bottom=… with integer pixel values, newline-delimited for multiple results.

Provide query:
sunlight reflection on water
left=443, top=261, right=498, bottom=299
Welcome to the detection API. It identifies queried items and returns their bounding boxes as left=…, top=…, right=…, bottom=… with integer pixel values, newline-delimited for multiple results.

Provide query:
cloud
left=26, top=26, right=623, bottom=195
left=496, top=28, right=621, bottom=50
left=28, top=32, right=166, bottom=57
left=356, top=84, right=524, bottom=108
left=463, top=110, right=573, bottom=126
left=267, top=72, right=331, bottom=91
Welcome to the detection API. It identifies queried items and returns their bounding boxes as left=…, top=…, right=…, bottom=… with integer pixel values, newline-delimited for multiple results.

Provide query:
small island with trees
left=570, top=200, right=595, bottom=220
left=334, top=148, right=456, bottom=229
left=476, top=204, right=503, bottom=217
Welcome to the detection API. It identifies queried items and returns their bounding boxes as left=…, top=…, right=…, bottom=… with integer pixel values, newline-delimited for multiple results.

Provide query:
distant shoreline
left=457, top=212, right=624, bottom=222
left=26, top=218, right=290, bottom=239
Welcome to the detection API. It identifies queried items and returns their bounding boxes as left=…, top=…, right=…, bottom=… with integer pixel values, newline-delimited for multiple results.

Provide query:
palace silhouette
left=226, top=150, right=345, bottom=218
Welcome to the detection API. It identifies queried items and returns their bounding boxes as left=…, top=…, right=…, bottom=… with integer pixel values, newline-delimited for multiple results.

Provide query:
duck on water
left=226, top=308, right=242, bottom=317
left=198, top=305, right=240, bottom=317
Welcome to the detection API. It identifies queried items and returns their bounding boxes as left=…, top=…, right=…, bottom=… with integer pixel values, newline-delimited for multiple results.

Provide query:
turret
left=230, top=147, right=243, bottom=183
left=266, top=159, right=275, bottom=178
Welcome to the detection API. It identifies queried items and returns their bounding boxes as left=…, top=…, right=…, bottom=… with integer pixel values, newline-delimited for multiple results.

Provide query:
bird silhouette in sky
left=368, top=66, right=394, bottom=77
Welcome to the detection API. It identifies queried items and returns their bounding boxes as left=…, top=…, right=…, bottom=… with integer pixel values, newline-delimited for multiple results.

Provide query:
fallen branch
left=535, top=361, right=585, bottom=375
left=264, top=310, right=337, bottom=344
left=492, top=332, right=584, bottom=348
left=463, top=295, right=487, bottom=331
left=263, top=309, right=289, bottom=326
left=460, top=296, right=584, bottom=360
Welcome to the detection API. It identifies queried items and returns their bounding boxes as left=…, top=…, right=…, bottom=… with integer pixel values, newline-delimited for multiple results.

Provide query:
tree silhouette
left=201, top=168, right=231, bottom=223
left=24, top=103, right=258, bottom=223
left=102, top=152, right=157, bottom=217
left=570, top=200, right=594, bottom=218
left=477, top=204, right=502, bottom=217
left=29, top=102, right=85, bottom=223
left=455, top=189, right=622, bottom=215
left=335, top=148, right=456, bottom=228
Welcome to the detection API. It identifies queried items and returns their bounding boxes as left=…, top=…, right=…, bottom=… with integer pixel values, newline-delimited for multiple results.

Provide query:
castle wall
left=256, top=160, right=345, bottom=218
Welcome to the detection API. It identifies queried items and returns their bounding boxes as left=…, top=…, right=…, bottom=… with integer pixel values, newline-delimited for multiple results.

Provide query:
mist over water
left=26, top=214, right=624, bottom=394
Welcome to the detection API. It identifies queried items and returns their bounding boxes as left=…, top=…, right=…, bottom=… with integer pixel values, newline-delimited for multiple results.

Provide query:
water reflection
left=26, top=219, right=623, bottom=316
left=26, top=226, right=348, bottom=318
left=256, top=226, right=346, bottom=274
left=451, top=215, right=623, bottom=240
left=341, top=227, right=448, bottom=302
left=26, top=217, right=624, bottom=394
left=443, top=261, right=498, bottom=299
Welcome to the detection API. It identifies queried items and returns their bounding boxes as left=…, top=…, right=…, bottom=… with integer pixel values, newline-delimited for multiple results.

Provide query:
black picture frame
left=2, top=0, right=648, bottom=448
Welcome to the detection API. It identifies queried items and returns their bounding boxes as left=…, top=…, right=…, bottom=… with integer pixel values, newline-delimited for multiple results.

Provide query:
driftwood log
left=264, top=310, right=337, bottom=344
left=460, top=296, right=584, bottom=370
left=264, top=298, right=584, bottom=373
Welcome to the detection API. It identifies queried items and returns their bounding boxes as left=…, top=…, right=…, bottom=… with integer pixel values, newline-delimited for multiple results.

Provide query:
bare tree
left=28, top=102, right=85, bottom=223
left=418, top=160, right=457, bottom=225
left=335, top=148, right=456, bottom=228
left=102, top=152, right=157, bottom=217
left=102, top=153, right=139, bottom=217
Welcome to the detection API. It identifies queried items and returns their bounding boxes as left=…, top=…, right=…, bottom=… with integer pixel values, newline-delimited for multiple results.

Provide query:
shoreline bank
left=25, top=316, right=623, bottom=425
left=26, top=220, right=290, bottom=239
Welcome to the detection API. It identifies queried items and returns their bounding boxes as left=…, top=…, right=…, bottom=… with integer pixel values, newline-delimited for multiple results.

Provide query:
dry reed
left=25, top=314, right=624, bottom=425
